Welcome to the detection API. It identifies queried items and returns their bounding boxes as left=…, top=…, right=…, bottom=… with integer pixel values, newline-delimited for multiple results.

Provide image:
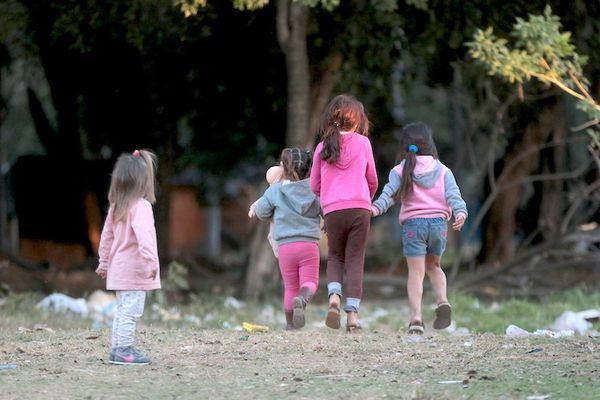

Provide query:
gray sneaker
left=109, top=346, right=151, bottom=365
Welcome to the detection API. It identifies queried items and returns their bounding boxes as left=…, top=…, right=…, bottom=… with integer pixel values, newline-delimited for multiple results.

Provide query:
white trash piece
left=506, top=324, right=530, bottom=337
left=532, top=329, right=574, bottom=338
left=36, top=293, right=88, bottom=317
left=550, top=310, right=595, bottom=335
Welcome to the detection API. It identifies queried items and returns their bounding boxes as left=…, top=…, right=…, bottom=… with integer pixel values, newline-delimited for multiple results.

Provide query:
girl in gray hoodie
left=250, top=148, right=322, bottom=330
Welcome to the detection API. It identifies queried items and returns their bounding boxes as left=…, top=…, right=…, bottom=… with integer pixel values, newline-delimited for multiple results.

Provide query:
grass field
left=1, top=290, right=599, bottom=399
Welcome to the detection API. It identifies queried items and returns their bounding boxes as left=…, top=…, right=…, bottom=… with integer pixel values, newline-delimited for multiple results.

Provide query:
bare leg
left=424, top=254, right=448, bottom=304
left=406, top=256, right=426, bottom=323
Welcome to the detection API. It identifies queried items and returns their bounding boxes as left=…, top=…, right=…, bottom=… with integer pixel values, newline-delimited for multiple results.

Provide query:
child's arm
left=248, top=199, right=259, bottom=218
left=309, top=143, right=322, bottom=196
left=254, top=187, right=276, bottom=221
left=131, top=200, right=160, bottom=279
left=96, top=210, right=114, bottom=279
left=444, top=169, right=468, bottom=231
left=365, top=141, right=378, bottom=199
left=371, top=168, right=401, bottom=216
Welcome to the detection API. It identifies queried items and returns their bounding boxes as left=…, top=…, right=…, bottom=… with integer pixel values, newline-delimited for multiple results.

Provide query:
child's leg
left=292, top=242, right=319, bottom=328
left=323, top=211, right=347, bottom=296
left=277, top=244, right=300, bottom=327
left=341, top=210, right=370, bottom=328
left=297, top=242, right=319, bottom=296
left=406, top=256, right=426, bottom=323
left=425, top=254, right=447, bottom=304
left=111, top=291, right=146, bottom=349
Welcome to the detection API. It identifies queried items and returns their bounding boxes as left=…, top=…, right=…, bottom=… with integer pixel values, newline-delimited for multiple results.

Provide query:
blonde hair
left=108, top=149, right=157, bottom=221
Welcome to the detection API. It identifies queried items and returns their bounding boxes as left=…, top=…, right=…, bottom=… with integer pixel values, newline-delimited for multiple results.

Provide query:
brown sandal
left=433, top=302, right=452, bottom=330
left=408, top=320, right=424, bottom=335
left=325, top=303, right=341, bottom=329
left=346, top=322, right=362, bottom=333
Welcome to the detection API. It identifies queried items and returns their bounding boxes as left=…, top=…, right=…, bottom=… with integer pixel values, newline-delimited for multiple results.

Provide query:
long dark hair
left=394, top=122, right=439, bottom=201
left=318, top=94, right=369, bottom=163
left=281, top=148, right=313, bottom=181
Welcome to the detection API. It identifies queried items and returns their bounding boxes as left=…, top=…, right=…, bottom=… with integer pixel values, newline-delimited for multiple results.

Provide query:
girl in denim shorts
left=371, top=122, right=467, bottom=334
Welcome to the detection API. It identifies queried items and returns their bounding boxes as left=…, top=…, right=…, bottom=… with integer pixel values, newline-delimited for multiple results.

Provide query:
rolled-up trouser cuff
left=344, top=297, right=360, bottom=313
left=328, top=282, right=342, bottom=297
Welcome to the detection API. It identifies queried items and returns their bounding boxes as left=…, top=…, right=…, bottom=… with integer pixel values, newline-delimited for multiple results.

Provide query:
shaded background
left=0, top=0, right=599, bottom=300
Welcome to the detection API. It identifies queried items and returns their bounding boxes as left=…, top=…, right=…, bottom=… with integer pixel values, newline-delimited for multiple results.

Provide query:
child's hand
left=370, top=205, right=379, bottom=217
left=248, top=204, right=256, bottom=218
left=452, top=214, right=465, bottom=231
left=95, top=267, right=107, bottom=279
left=148, top=269, right=158, bottom=280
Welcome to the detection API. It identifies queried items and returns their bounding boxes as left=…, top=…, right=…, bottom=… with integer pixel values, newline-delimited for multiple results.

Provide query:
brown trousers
left=324, top=208, right=371, bottom=299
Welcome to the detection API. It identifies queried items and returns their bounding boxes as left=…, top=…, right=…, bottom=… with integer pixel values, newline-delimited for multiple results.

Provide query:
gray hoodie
left=254, top=179, right=321, bottom=245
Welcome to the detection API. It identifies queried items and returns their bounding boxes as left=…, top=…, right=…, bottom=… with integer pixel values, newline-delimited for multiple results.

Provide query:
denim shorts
left=401, top=217, right=448, bottom=257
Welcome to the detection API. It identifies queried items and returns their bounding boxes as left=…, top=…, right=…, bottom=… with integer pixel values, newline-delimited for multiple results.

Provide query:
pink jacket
left=310, top=132, right=378, bottom=215
left=97, top=198, right=161, bottom=291
left=371, top=156, right=467, bottom=224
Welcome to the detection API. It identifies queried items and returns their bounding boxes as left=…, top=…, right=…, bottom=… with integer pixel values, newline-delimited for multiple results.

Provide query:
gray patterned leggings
left=111, top=291, right=146, bottom=349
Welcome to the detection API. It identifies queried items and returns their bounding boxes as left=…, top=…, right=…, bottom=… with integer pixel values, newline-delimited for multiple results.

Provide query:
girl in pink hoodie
left=96, top=149, right=160, bottom=365
left=371, top=122, right=467, bottom=335
left=310, top=94, right=378, bottom=332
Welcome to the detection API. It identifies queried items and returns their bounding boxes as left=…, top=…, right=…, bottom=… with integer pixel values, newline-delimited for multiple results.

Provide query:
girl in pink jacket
left=96, top=149, right=160, bottom=365
left=371, top=122, right=467, bottom=335
left=310, top=94, right=378, bottom=332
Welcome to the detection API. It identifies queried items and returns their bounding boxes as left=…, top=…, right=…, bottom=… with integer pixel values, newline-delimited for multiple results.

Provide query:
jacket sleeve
left=372, top=168, right=401, bottom=216
left=310, top=143, right=322, bottom=197
left=444, top=169, right=468, bottom=219
left=97, top=209, right=114, bottom=273
left=131, top=200, right=160, bottom=265
left=254, top=186, right=276, bottom=220
left=365, top=140, right=378, bottom=199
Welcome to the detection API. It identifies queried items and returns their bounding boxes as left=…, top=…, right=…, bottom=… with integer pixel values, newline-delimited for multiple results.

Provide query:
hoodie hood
left=335, top=133, right=363, bottom=169
left=280, top=179, right=320, bottom=215
left=396, top=156, right=443, bottom=189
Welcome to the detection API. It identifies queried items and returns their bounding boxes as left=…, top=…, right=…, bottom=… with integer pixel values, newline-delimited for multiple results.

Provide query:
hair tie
left=132, top=150, right=140, bottom=157
left=408, top=145, right=418, bottom=153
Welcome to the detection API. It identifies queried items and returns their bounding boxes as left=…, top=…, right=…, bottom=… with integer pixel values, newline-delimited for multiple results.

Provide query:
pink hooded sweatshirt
left=310, top=132, right=378, bottom=215
left=97, top=198, right=161, bottom=291
left=371, top=155, right=467, bottom=224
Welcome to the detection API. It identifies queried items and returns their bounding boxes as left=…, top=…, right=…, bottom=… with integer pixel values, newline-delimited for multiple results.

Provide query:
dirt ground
left=1, top=313, right=599, bottom=400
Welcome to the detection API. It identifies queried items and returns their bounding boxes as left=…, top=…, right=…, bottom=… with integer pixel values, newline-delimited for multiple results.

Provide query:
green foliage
left=467, top=6, right=586, bottom=86
left=467, top=5, right=600, bottom=130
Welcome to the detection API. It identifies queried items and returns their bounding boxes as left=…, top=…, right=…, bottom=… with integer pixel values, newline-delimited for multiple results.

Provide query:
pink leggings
left=278, top=242, right=320, bottom=311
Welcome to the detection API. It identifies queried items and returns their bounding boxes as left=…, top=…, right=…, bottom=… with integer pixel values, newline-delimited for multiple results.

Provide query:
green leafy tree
left=467, top=5, right=600, bottom=133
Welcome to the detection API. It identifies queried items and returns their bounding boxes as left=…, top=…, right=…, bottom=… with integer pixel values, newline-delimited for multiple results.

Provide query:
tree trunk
left=276, top=0, right=310, bottom=148
left=244, top=220, right=281, bottom=300
left=308, top=52, right=343, bottom=148
left=483, top=107, right=558, bottom=264
left=244, top=1, right=312, bottom=299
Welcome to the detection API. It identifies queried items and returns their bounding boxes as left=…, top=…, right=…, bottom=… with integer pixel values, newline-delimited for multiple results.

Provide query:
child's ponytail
left=320, top=124, right=341, bottom=163
left=393, top=122, right=438, bottom=201
left=395, top=146, right=417, bottom=201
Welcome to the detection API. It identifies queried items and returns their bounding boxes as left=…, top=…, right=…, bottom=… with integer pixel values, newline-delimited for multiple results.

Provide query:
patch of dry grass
left=1, top=309, right=599, bottom=399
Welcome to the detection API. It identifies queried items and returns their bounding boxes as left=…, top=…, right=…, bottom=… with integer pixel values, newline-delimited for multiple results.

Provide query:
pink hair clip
left=132, top=150, right=140, bottom=157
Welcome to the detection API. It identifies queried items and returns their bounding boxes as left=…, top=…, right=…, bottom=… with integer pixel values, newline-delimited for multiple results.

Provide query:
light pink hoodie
left=310, top=132, right=378, bottom=215
left=97, top=198, right=161, bottom=291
